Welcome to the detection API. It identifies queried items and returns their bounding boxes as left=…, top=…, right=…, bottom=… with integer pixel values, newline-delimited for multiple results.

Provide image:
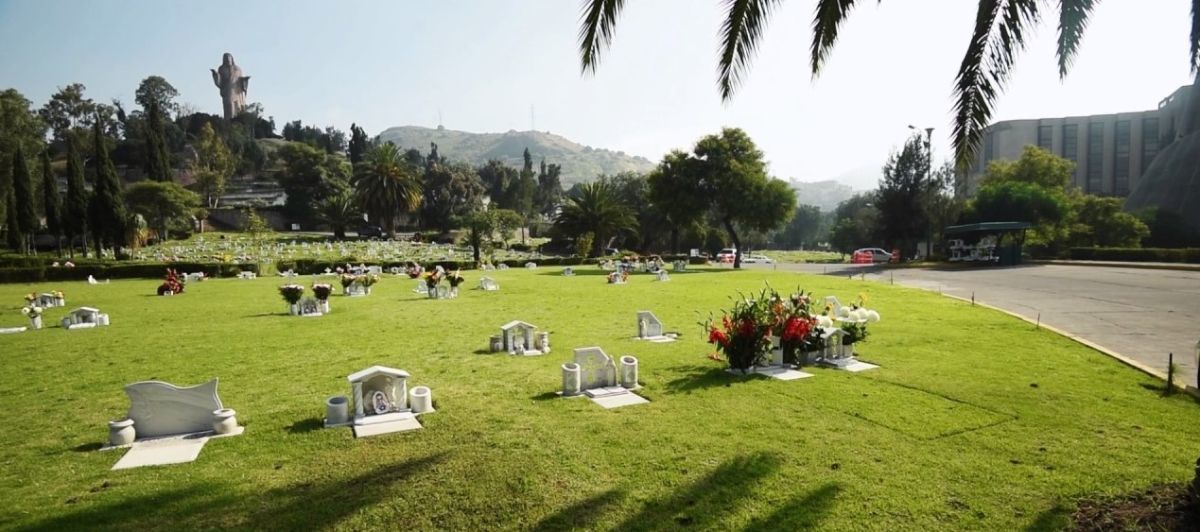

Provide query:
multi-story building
left=963, top=83, right=1193, bottom=196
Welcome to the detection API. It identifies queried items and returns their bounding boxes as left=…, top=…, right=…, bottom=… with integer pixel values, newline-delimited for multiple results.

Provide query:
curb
left=1032, top=260, right=1200, bottom=272
left=938, top=293, right=1199, bottom=399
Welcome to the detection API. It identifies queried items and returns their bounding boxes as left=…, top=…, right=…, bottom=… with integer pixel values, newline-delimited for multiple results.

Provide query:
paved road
left=754, top=262, right=1200, bottom=387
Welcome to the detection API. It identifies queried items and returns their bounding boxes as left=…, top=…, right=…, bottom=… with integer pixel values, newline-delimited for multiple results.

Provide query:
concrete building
left=965, top=83, right=1193, bottom=196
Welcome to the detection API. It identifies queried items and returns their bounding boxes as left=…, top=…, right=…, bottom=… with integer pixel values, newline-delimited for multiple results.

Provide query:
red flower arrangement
left=702, top=286, right=823, bottom=372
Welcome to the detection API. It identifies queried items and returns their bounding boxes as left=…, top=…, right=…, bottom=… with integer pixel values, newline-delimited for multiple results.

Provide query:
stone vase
left=30, top=316, right=42, bottom=330
left=319, top=300, right=331, bottom=314
left=536, top=332, right=550, bottom=354
left=562, top=363, right=581, bottom=396
left=325, top=396, right=349, bottom=426
left=427, top=286, right=439, bottom=299
left=212, top=408, right=238, bottom=435
left=108, top=418, right=135, bottom=446
left=489, top=335, right=503, bottom=353
left=620, top=356, right=639, bottom=389
left=410, top=386, right=433, bottom=414
left=55, top=297, right=65, bottom=307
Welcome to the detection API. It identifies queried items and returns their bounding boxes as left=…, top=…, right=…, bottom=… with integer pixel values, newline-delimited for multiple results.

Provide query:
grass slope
left=0, top=267, right=1196, bottom=531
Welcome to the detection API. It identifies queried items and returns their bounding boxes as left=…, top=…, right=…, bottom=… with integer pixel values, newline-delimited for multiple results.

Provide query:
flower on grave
left=359, top=274, right=379, bottom=287
left=311, top=283, right=333, bottom=300
left=339, top=274, right=356, bottom=288
left=278, top=284, right=305, bottom=305
left=424, top=270, right=442, bottom=288
left=53, top=291, right=64, bottom=299
left=21, top=306, right=42, bottom=319
left=24, top=293, right=35, bottom=303
left=446, top=270, right=464, bottom=287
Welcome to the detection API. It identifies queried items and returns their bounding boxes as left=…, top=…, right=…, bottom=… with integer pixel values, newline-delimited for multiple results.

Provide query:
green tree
left=0, top=89, right=46, bottom=228
left=63, top=134, right=89, bottom=257
left=241, top=207, right=272, bottom=247
left=348, top=123, right=370, bottom=165
left=10, top=144, right=37, bottom=253
left=142, top=100, right=173, bottom=182
left=774, top=204, right=825, bottom=249
left=276, top=142, right=350, bottom=225
left=491, top=209, right=524, bottom=249
left=134, top=75, right=179, bottom=115
left=460, top=209, right=496, bottom=264
left=553, top=181, right=635, bottom=257
left=828, top=193, right=879, bottom=257
left=514, top=148, right=537, bottom=244
left=982, top=145, right=1075, bottom=190
left=477, top=160, right=520, bottom=209
left=576, top=0, right=1198, bottom=168
left=976, top=145, right=1076, bottom=253
left=969, top=180, right=1069, bottom=230
left=648, top=150, right=707, bottom=253
left=124, top=181, right=202, bottom=242
left=1068, top=195, right=1149, bottom=248
left=602, top=171, right=664, bottom=252
left=875, top=133, right=936, bottom=257
left=40, top=149, right=61, bottom=254
left=315, top=190, right=362, bottom=240
left=535, top=159, right=564, bottom=218
left=191, top=122, right=236, bottom=208
left=687, top=127, right=795, bottom=267
left=87, top=118, right=128, bottom=255
left=352, top=142, right=422, bottom=236
left=39, top=83, right=96, bottom=142
left=421, top=160, right=485, bottom=233
left=4, top=177, right=19, bottom=252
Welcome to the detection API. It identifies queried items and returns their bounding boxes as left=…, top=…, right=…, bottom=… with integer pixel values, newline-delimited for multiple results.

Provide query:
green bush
left=0, top=262, right=261, bottom=284
left=1066, top=247, right=1200, bottom=263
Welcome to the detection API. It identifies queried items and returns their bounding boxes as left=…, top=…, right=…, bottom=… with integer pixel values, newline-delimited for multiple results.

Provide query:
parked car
left=716, top=248, right=738, bottom=262
left=741, top=254, right=774, bottom=264
left=853, top=248, right=892, bottom=263
left=357, top=225, right=384, bottom=238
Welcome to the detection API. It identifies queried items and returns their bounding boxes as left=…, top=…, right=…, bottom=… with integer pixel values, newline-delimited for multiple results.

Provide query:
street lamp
left=908, top=124, right=935, bottom=259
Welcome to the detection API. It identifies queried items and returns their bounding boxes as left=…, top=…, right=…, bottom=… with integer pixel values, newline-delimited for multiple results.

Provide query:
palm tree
left=315, top=190, right=362, bottom=240
left=351, top=142, right=421, bottom=237
left=554, top=181, right=635, bottom=257
left=577, top=0, right=1200, bottom=168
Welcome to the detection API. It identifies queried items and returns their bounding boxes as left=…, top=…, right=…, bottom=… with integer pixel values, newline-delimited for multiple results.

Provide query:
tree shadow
left=742, top=483, right=841, bottom=531
left=16, top=485, right=238, bottom=531
left=1022, top=502, right=1071, bottom=531
left=473, top=348, right=495, bottom=355
left=530, top=391, right=561, bottom=402
left=286, top=417, right=324, bottom=434
left=531, top=488, right=625, bottom=532
left=615, top=452, right=781, bottom=530
left=661, top=364, right=764, bottom=394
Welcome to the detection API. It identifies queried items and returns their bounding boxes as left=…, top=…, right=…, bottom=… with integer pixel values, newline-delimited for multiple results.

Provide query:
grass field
left=0, top=266, right=1196, bottom=530
left=761, top=250, right=846, bottom=264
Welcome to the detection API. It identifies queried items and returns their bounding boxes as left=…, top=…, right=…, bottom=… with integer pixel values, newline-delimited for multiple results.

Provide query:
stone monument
left=211, top=52, right=250, bottom=120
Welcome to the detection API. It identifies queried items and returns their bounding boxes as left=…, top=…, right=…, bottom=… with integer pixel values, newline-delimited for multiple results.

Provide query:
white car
left=741, top=254, right=774, bottom=264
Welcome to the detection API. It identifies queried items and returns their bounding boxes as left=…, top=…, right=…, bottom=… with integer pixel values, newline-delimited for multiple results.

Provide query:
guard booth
left=944, top=222, right=1031, bottom=266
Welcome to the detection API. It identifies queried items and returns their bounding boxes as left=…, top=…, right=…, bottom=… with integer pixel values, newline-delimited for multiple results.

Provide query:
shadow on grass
left=615, top=452, right=781, bottom=530
left=743, top=483, right=842, bottom=531
left=530, top=391, right=560, bottom=402
left=71, top=442, right=103, bottom=453
left=17, top=453, right=448, bottom=531
left=286, top=417, right=324, bottom=434
left=662, top=364, right=763, bottom=394
left=531, top=488, right=625, bottom=532
left=1023, top=502, right=1071, bottom=531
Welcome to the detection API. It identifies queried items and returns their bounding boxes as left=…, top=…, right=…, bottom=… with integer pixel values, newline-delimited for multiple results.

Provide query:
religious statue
left=211, top=53, right=250, bottom=120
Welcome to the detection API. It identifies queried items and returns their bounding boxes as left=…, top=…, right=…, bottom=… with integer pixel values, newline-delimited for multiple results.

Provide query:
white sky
left=0, top=0, right=1193, bottom=189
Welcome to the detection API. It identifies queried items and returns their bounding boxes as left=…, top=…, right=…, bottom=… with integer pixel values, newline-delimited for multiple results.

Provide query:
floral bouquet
left=23, top=293, right=35, bottom=303
left=701, top=290, right=775, bottom=373
left=359, top=274, right=379, bottom=287
left=446, top=270, right=464, bottom=288
left=278, top=284, right=305, bottom=305
left=339, top=274, right=356, bottom=289
left=21, top=305, right=43, bottom=320
left=406, top=263, right=424, bottom=279
left=311, top=283, right=333, bottom=301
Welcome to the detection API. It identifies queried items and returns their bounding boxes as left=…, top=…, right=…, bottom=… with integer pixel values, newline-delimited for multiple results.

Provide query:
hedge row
left=274, top=255, right=709, bottom=275
left=1066, top=247, right=1200, bottom=263
left=0, top=262, right=260, bottom=284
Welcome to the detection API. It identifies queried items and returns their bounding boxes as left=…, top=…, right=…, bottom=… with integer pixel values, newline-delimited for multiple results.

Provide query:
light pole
left=908, top=125, right=935, bottom=259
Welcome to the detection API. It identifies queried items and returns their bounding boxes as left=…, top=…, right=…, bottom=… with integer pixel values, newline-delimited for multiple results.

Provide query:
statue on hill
left=211, top=53, right=250, bottom=120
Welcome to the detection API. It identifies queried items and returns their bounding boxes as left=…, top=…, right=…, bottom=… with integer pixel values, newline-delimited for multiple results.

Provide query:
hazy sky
left=0, top=0, right=1193, bottom=189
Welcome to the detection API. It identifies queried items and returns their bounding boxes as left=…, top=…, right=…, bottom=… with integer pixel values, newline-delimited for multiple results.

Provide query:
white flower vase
left=562, top=363, right=582, bottom=396
left=319, top=300, right=330, bottom=314
left=30, top=316, right=42, bottom=330
left=536, top=332, right=550, bottom=354
left=325, top=396, right=349, bottom=426
left=108, top=418, right=135, bottom=446
left=212, top=408, right=237, bottom=435
left=489, top=335, right=503, bottom=353
left=410, top=386, right=433, bottom=414
left=620, top=356, right=639, bottom=389
left=288, top=303, right=299, bottom=316
left=55, top=297, right=64, bottom=307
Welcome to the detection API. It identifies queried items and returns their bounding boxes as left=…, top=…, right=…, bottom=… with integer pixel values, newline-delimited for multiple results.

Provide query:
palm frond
left=1056, top=0, right=1095, bottom=78
left=810, top=0, right=873, bottom=77
left=717, top=0, right=781, bottom=101
left=578, top=0, right=626, bottom=75
left=951, top=0, right=1040, bottom=170
left=1191, top=0, right=1200, bottom=72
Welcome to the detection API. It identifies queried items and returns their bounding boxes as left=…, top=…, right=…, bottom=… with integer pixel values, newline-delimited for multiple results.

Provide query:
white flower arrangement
left=21, top=306, right=43, bottom=319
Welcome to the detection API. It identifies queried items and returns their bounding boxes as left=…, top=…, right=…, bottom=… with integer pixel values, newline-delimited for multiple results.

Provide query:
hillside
left=377, top=125, right=655, bottom=184
left=789, top=179, right=858, bottom=211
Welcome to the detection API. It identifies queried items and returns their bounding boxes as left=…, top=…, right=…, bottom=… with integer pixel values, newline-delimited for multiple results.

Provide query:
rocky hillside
left=376, top=125, right=655, bottom=184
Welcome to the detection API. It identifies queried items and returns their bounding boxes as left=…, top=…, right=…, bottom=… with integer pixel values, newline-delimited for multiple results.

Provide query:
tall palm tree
left=351, top=142, right=421, bottom=237
left=315, top=190, right=363, bottom=240
left=578, top=0, right=1200, bottom=169
left=554, top=180, right=636, bottom=257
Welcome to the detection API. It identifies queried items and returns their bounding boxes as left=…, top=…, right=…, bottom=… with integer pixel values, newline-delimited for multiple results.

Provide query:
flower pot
left=562, top=363, right=581, bottom=396
left=319, top=300, right=330, bottom=314
left=536, top=332, right=550, bottom=354
left=55, top=297, right=65, bottom=307
left=288, top=303, right=299, bottom=316
left=30, top=316, right=42, bottom=330
left=620, top=355, right=639, bottom=389
left=410, top=386, right=433, bottom=414
left=325, top=396, right=349, bottom=426
left=489, top=335, right=503, bottom=353
left=212, top=408, right=237, bottom=435
left=108, top=418, right=135, bottom=446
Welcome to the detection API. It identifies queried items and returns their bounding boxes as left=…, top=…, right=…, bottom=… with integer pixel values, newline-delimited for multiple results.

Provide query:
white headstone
left=573, top=347, right=617, bottom=391
left=123, top=379, right=224, bottom=439
left=636, top=311, right=663, bottom=338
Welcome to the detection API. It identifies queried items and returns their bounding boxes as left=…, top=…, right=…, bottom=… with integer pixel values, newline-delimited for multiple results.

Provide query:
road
left=753, top=262, right=1200, bottom=387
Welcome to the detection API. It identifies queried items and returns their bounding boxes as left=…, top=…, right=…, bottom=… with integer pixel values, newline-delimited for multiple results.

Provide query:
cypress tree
left=88, top=118, right=127, bottom=254
left=11, top=145, right=37, bottom=254
left=41, top=149, right=62, bottom=254
left=4, top=174, right=20, bottom=252
left=63, top=134, right=89, bottom=257
left=143, top=100, right=172, bottom=182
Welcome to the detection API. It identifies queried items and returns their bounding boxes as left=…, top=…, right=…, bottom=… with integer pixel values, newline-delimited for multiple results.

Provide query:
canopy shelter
left=944, top=222, right=1032, bottom=266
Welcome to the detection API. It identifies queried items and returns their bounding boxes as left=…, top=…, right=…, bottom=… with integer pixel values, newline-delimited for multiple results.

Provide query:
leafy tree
left=87, top=118, right=128, bottom=254
left=875, top=133, right=937, bottom=257
left=491, top=209, right=524, bottom=249
left=134, top=76, right=179, bottom=115
left=576, top=0, right=1200, bottom=168
left=477, top=159, right=520, bottom=209
left=553, top=181, right=635, bottom=257
left=535, top=158, right=564, bottom=217
left=969, top=180, right=1069, bottom=230
left=315, top=190, right=362, bottom=240
left=39, top=83, right=96, bottom=142
left=975, top=145, right=1076, bottom=253
left=40, top=149, right=61, bottom=253
left=4, top=177, right=19, bottom=252
left=124, top=181, right=202, bottom=242
left=348, top=123, right=370, bottom=165
left=982, top=145, right=1075, bottom=189
left=647, top=150, right=707, bottom=253
left=459, top=209, right=496, bottom=264
left=10, top=144, right=37, bottom=253
left=686, top=127, right=795, bottom=267
left=275, top=142, right=350, bottom=225
left=352, top=142, right=422, bottom=236
left=1068, top=195, right=1149, bottom=248
left=191, top=122, right=236, bottom=208
left=142, top=100, right=173, bottom=182
left=773, top=204, right=825, bottom=249
left=602, top=171, right=663, bottom=252
left=241, top=207, right=272, bottom=246
left=421, top=160, right=485, bottom=232
left=828, top=193, right=879, bottom=257
left=0, top=89, right=46, bottom=159
left=514, top=148, right=537, bottom=243
left=63, top=134, right=89, bottom=257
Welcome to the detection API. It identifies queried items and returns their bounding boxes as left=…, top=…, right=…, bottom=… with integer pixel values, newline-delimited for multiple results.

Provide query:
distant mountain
left=376, top=125, right=655, bottom=184
left=789, top=180, right=859, bottom=212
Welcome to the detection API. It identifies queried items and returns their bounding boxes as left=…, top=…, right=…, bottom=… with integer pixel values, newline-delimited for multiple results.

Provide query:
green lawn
left=0, top=267, right=1195, bottom=530
left=761, top=250, right=846, bottom=264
